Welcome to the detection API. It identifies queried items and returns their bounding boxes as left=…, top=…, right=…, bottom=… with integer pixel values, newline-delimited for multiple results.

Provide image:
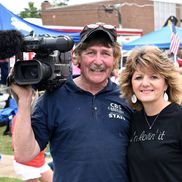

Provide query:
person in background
left=10, top=22, right=133, bottom=182
left=176, top=49, right=182, bottom=67
left=176, top=49, right=182, bottom=74
left=0, top=58, right=9, bottom=85
left=110, top=68, right=119, bottom=84
left=0, top=58, right=11, bottom=135
left=120, top=45, right=182, bottom=182
left=72, top=52, right=81, bottom=76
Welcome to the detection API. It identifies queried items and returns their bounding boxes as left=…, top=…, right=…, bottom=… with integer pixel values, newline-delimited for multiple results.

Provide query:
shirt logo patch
left=108, top=103, right=126, bottom=120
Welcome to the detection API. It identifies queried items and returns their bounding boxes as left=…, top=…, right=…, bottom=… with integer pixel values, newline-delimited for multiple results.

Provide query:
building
left=41, top=0, right=182, bottom=35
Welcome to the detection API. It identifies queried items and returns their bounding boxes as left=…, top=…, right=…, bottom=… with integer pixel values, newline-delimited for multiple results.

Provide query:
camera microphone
left=23, top=35, right=74, bottom=53
left=0, top=30, right=74, bottom=59
left=0, top=30, right=24, bottom=59
left=5, top=32, right=74, bottom=91
left=49, top=35, right=74, bottom=52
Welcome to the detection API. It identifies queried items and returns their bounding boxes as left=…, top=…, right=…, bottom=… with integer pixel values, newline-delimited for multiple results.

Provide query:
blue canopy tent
left=0, top=3, right=80, bottom=43
left=122, top=26, right=182, bottom=50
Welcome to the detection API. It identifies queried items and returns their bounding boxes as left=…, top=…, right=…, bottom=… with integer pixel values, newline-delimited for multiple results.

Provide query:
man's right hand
left=10, top=83, right=33, bottom=107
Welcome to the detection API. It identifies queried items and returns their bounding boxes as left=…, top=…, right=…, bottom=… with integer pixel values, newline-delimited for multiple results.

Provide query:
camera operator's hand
left=10, top=83, right=41, bottom=162
left=10, top=83, right=34, bottom=109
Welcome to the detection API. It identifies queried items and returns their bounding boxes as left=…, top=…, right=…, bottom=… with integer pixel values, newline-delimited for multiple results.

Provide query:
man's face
left=79, top=44, right=115, bottom=86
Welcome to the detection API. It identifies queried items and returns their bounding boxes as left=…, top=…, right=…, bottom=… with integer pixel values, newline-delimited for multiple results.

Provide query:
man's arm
left=11, top=84, right=40, bottom=162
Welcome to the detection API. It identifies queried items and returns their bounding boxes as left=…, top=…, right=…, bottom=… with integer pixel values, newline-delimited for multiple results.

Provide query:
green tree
left=19, top=2, right=40, bottom=18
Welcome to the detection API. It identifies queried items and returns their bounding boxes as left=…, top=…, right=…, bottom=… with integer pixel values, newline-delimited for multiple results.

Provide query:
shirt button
left=94, top=107, right=97, bottom=110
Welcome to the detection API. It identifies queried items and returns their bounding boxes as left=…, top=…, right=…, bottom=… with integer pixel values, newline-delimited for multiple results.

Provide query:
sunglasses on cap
left=80, top=23, right=117, bottom=42
left=84, top=23, right=116, bottom=30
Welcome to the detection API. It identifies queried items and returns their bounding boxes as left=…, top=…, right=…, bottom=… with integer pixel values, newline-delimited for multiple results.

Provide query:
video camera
left=12, top=34, right=74, bottom=91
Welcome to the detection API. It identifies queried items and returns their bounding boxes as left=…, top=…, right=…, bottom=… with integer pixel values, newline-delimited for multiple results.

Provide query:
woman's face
left=131, top=65, right=167, bottom=105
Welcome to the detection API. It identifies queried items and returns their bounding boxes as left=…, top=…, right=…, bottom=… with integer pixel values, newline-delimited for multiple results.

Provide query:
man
left=11, top=23, right=133, bottom=182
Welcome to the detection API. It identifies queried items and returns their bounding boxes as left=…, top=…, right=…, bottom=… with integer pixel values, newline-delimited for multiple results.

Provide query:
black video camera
left=12, top=35, right=74, bottom=91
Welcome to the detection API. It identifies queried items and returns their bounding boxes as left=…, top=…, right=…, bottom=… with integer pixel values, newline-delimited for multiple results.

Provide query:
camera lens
left=14, top=60, right=52, bottom=85
left=14, top=60, right=42, bottom=85
left=21, top=65, right=38, bottom=79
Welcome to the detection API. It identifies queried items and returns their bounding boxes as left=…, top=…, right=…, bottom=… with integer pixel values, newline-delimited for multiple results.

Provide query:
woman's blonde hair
left=120, top=46, right=182, bottom=110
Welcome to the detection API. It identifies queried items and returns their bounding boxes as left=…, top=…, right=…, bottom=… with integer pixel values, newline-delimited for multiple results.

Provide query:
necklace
left=144, top=111, right=161, bottom=130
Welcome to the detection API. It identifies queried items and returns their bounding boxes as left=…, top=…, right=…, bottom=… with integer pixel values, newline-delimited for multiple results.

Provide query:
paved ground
left=0, top=154, right=52, bottom=179
left=0, top=154, right=21, bottom=179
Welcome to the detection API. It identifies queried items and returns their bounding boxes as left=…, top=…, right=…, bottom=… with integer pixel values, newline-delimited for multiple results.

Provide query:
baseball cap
left=79, top=23, right=117, bottom=43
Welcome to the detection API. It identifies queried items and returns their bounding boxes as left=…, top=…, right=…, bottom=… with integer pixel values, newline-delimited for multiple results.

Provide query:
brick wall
left=41, top=0, right=180, bottom=34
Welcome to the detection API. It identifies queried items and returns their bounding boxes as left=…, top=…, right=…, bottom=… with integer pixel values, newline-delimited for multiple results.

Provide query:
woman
left=120, top=46, right=182, bottom=182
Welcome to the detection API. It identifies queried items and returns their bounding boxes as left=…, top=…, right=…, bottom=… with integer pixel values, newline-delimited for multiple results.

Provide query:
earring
left=163, top=92, right=169, bottom=101
left=131, top=94, right=137, bottom=103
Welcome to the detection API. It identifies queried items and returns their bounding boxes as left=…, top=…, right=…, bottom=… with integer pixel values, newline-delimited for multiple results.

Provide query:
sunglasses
left=84, top=23, right=116, bottom=30
left=81, top=23, right=117, bottom=42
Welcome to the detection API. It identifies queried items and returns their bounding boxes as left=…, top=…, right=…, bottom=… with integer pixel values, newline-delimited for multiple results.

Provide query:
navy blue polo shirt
left=31, top=76, right=133, bottom=182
